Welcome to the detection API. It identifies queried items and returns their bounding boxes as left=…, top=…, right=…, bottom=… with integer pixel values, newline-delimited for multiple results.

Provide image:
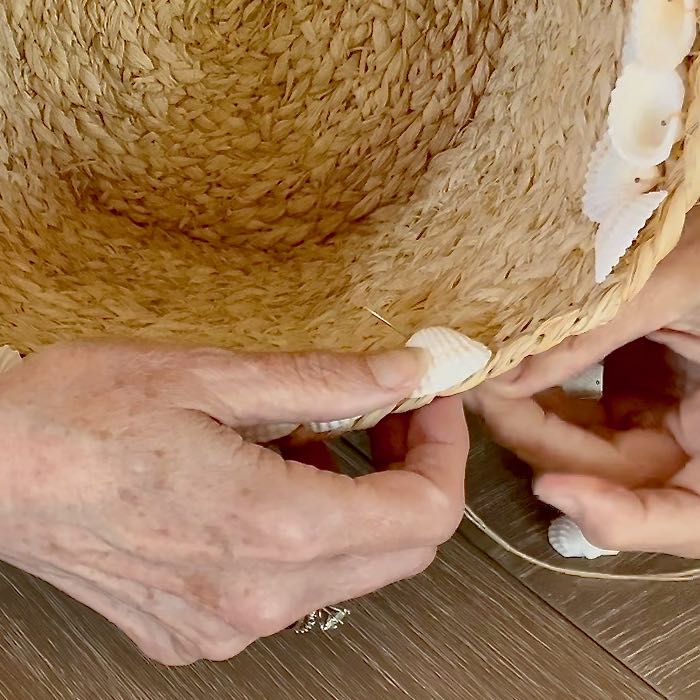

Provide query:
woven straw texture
left=0, top=1, right=698, bottom=418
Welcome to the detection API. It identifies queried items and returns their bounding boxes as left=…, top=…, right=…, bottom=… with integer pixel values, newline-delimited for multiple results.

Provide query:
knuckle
left=404, top=548, right=438, bottom=579
left=425, top=490, right=464, bottom=543
left=199, top=637, right=251, bottom=663
left=233, top=592, right=293, bottom=637
left=258, top=513, right=318, bottom=562
left=290, top=352, right=343, bottom=391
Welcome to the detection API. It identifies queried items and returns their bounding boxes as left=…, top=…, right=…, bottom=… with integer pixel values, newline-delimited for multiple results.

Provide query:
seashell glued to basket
left=308, top=418, right=361, bottom=435
left=237, top=423, right=299, bottom=445
left=607, top=64, right=686, bottom=168
left=583, top=136, right=662, bottom=224
left=628, top=0, right=698, bottom=70
left=0, top=346, right=22, bottom=374
left=405, top=328, right=492, bottom=398
left=0, top=2, right=699, bottom=434
left=548, top=517, right=619, bottom=560
left=595, top=190, right=669, bottom=283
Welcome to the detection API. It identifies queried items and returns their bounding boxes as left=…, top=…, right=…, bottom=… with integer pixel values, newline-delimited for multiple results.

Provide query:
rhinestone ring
left=293, top=605, right=351, bottom=634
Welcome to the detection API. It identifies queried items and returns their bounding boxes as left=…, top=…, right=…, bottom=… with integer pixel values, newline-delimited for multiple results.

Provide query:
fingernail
left=367, top=348, right=428, bottom=390
left=533, top=488, right=584, bottom=521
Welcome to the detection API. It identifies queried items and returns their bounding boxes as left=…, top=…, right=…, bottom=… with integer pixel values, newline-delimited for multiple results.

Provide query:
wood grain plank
left=0, top=501, right=661, bottom=699
left=459, top=417, right=700, bottom=700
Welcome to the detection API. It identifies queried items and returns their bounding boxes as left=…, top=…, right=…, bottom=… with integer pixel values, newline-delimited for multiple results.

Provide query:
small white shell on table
left=238, top=423, right=299, bottom=443
left=608, top=64, right=685, bottom=168
left=595, top=189, right=668, bottom=283
left=583, top=136, right=661, bottom=224
left=628, top=0, right=697, bottom=71
left=405, top=327, right=492, bottom=398
left=548, top=517, right=619, bottom=560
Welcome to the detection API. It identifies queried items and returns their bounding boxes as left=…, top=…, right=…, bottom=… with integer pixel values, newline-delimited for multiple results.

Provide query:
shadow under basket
left=0, top=1, right=699, bottom=437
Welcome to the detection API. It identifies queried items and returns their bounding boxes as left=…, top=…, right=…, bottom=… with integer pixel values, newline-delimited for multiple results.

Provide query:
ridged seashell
left=595, top=189, right=668, bottom=283
left=308, top=417, right=360, bottom=434
left=548, top=517, right=619, bottom=560
left=0, top=345, right=22, bottom=373
left=405, top=327, right=492, bottom=398
left=582, top=136, right=661, bottom=224
left=621, top=13, right=637, bottom=67
left=628, top=0, right=698, bottom=71
left=608, top=64, right=685, bottom=168
left=238, top=423, right=298, bottom=443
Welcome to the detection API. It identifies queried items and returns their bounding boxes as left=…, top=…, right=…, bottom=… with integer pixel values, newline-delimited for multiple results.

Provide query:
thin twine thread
left=464, top=505, right=700, bottom=582
left=362, top=306, right=408, bottom=338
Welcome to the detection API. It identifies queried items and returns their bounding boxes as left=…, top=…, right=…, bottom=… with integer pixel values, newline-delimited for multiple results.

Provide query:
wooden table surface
left=0, top=417, right=697, bottom=700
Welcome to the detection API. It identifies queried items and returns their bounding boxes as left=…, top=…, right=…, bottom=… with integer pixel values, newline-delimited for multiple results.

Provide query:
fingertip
left=498, top=334, right=612, bottom=399
left=534, top=473, right=638, bottom=539
left=366, top=347, right=429, bottom=393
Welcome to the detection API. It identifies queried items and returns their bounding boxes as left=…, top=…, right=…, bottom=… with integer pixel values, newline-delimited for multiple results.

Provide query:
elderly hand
left=467, top=211, right=700, bottom=559
left=0, top=341, right=468, bottom=665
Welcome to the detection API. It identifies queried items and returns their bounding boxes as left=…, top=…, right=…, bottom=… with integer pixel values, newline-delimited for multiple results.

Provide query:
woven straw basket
left=1, top=1, right=699, bottom=438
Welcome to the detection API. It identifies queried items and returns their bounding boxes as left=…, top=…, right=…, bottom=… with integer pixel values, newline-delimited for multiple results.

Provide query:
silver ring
left=293, top=605, right=350, bottom=634
left=561, top=362, right=604, bottom=400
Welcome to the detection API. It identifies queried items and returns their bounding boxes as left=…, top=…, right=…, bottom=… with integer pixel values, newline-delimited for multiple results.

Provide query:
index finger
left=535, top=471, right=700, bottom=558
left=470, top=390, right=685, bottom=488
left=490, top=220, right=700, bottom=398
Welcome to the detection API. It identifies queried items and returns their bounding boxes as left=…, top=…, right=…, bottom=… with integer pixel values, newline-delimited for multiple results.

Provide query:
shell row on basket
left=584, top=0, right=697, bottom=283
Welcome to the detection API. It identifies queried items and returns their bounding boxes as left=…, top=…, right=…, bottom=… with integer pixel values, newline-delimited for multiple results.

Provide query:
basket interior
left=0, top=1, right=631, bottom=362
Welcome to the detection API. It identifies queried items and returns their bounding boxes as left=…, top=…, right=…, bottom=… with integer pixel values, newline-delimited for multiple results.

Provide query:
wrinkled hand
left=467, top=211, right=700, bottom=559
left=0, top=341, right=469, bottom=665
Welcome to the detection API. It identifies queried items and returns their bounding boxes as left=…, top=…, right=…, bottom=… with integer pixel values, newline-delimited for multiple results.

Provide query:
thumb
left=165, top=348, right=428, bottom=426
left=534, top=473, right=700, bottom=558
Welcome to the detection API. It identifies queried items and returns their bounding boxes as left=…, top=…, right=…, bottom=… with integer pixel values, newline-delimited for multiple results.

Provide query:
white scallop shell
left=621, top=13, right=637, bottom=67
left=405, top=327, right=492, bottom=398
left=308, top=417, right=360, bottom=434
left=595, top=189, right=668, bottom=283
left=582, top=136, right=661, bottom=224
left=628, top=0, right=697, bottom=71
left=238, top=423, right=298, bottom=443
left=608, top=64, right=685, bottom=168
left=0, top=345, right=22, bottom=373
left=548, top=517, right=619, bottom=560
